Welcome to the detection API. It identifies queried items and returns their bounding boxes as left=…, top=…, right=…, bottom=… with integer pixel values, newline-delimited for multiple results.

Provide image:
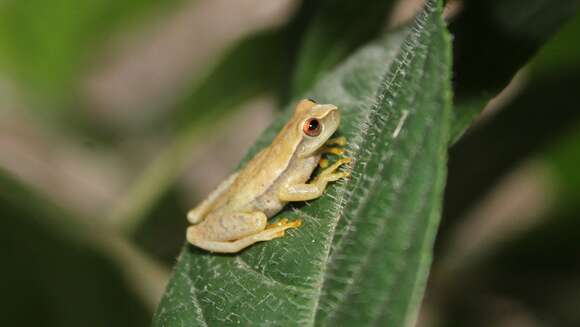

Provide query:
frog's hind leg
left=187, top=213, right=301, bottom=253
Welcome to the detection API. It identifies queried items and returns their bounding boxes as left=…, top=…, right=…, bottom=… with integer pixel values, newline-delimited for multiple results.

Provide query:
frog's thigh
left=187, top=211, right=267, bottom=250
left=187, top=217, right=298, bottom=253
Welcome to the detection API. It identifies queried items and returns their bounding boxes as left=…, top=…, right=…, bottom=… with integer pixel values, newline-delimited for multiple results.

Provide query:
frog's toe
left=327, top=171, right=350, bottom=182
left=326, top=136, right=348, bottom=146
left=266, top=218, right=302, bottom=230
left=322, top=157, right=352, bottom=174
left=321, top=146, right=347, bottom=155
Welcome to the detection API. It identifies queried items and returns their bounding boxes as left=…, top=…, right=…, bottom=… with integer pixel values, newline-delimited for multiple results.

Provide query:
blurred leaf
left=153, top=1, right=452, bottom=326
left=448, top=0, right=580, bottom=141
left=435, top=112, right=580, bottom=326
left=0, top=0, right=182, bottom=125
left=545, top=125, right=580, bottom=205
left=442, top=71, right=580, bottom=242
left=433, top=205, right=580, bottom=326
left=0, top=170, right=150, bottom=327
left=171, top=30, right=289, bottom=130
left=435, top=0, right=580, bottom=249
left=431, top=13, right=580, bottom=325
left=529, top=11, right=580, bottom=79
left=0, top=0, right=179, bottom=94
left=290, top=0, right=396, bottom=96
left=134, top=186, right=190, bottom=265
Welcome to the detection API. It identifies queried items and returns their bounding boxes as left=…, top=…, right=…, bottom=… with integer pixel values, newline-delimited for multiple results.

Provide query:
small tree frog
left=186, top=99, right=351, bottom=253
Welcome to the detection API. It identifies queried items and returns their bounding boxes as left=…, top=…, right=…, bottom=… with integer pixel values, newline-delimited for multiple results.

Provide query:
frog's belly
left=251, top=155, right=320, bottom=217
left=252, top=192, right=285, bottom=218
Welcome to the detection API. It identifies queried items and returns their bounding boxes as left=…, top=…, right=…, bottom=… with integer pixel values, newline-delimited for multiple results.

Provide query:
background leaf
left=0, top=0, right=180, bottom=98
left=289, top=0, right=396, bottom=97
left=0, top=0, right=183, bottom=139
left=427, top=12, right=580, bottom=326
left=0, top=171, right=151, bottom=326
left=153, top=0, right=452, bottom=325
left=448, top=0, right=580, bottom=141
left=436, top=0, right=580, bottom=249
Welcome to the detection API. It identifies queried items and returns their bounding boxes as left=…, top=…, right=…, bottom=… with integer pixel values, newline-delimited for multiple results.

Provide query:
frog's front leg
left=186, top=211, right=300, bottom=253
left=279, top=158, right=351, bottom=202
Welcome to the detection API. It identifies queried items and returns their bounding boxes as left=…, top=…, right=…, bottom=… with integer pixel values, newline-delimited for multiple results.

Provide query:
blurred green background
left=1, top=0, right=579, bottom=326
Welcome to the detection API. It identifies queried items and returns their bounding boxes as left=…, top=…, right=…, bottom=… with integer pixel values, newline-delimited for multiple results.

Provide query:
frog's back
left=207, top=101, right=320, bottom=215
left=210, top=139, right=297, bottom=213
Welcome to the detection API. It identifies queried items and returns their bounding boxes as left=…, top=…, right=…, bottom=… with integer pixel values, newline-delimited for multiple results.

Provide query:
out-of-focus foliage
left=448, top=0, right=579, bottom=141
left=440, top=0, right=580, bottom=241
left=430, top=10, right=580, bottom=327
left=0, top=171, right=150, bottom=326
left=0, top=0, right=182, bottom=136
left=288, top=0, right=396, bottom=96
left=0, top=0, right=180, bottom=99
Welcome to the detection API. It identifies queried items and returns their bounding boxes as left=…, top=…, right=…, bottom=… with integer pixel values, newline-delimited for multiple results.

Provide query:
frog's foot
left=321, top=146, right=346, bottom=156
left=320, top=136, right=348, bottom=161
left=321, top=136, right=348, bottom=155
left=187, top=217, right=302, bottom=253
left=320, top=137, right=348, bottom=168
left=316, top=157, right=352, bottom=181
left=266, top=218, right=302, bottom=230
left=264, top=218, right=302, bottom=239
left=326, top=136, right=348, bottom=146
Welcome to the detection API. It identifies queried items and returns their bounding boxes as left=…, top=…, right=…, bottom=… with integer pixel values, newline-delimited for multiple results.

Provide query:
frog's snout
left=325, top=105, right=340, bottom=127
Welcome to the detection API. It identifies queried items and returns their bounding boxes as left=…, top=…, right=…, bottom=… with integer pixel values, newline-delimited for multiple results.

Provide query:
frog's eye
left=303, top=118, right=322, bottom=137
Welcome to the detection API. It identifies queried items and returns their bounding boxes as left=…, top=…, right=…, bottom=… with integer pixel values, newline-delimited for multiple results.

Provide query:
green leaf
left=443, top=72, right=580, bottom=234
left=448, top=0, right=580, bottom=141
left=438, top=7, right=580, bottom=244
left=290, top=0, right=396, bottom=96
left=0, top=0, right=181, bottom=117
left=434, top=208, right=580, bottom=326
left=153, top=0, right=452, bottom=325
left=0, top=170, right=151, bottom=326
left=171, top=30, right=289, bottom=130
left=0, top=0, right=179, bottom=90
left=529, top=11, right=580, bottom=79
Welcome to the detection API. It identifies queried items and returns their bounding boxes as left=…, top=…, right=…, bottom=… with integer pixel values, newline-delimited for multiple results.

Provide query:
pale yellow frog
left=186, top=99, right=351, bottom=253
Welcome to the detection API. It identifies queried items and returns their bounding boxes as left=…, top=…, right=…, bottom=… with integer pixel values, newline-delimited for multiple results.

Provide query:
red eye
left=303, top=118, right=322, bottom=137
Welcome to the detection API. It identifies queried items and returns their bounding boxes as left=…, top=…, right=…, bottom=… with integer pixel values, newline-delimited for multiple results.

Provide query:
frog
left=186, top=99, right=351, bottom=253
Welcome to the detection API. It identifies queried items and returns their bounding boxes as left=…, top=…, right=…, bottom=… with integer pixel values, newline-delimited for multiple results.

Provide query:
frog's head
left=293, top=99, right=341, bottom=158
